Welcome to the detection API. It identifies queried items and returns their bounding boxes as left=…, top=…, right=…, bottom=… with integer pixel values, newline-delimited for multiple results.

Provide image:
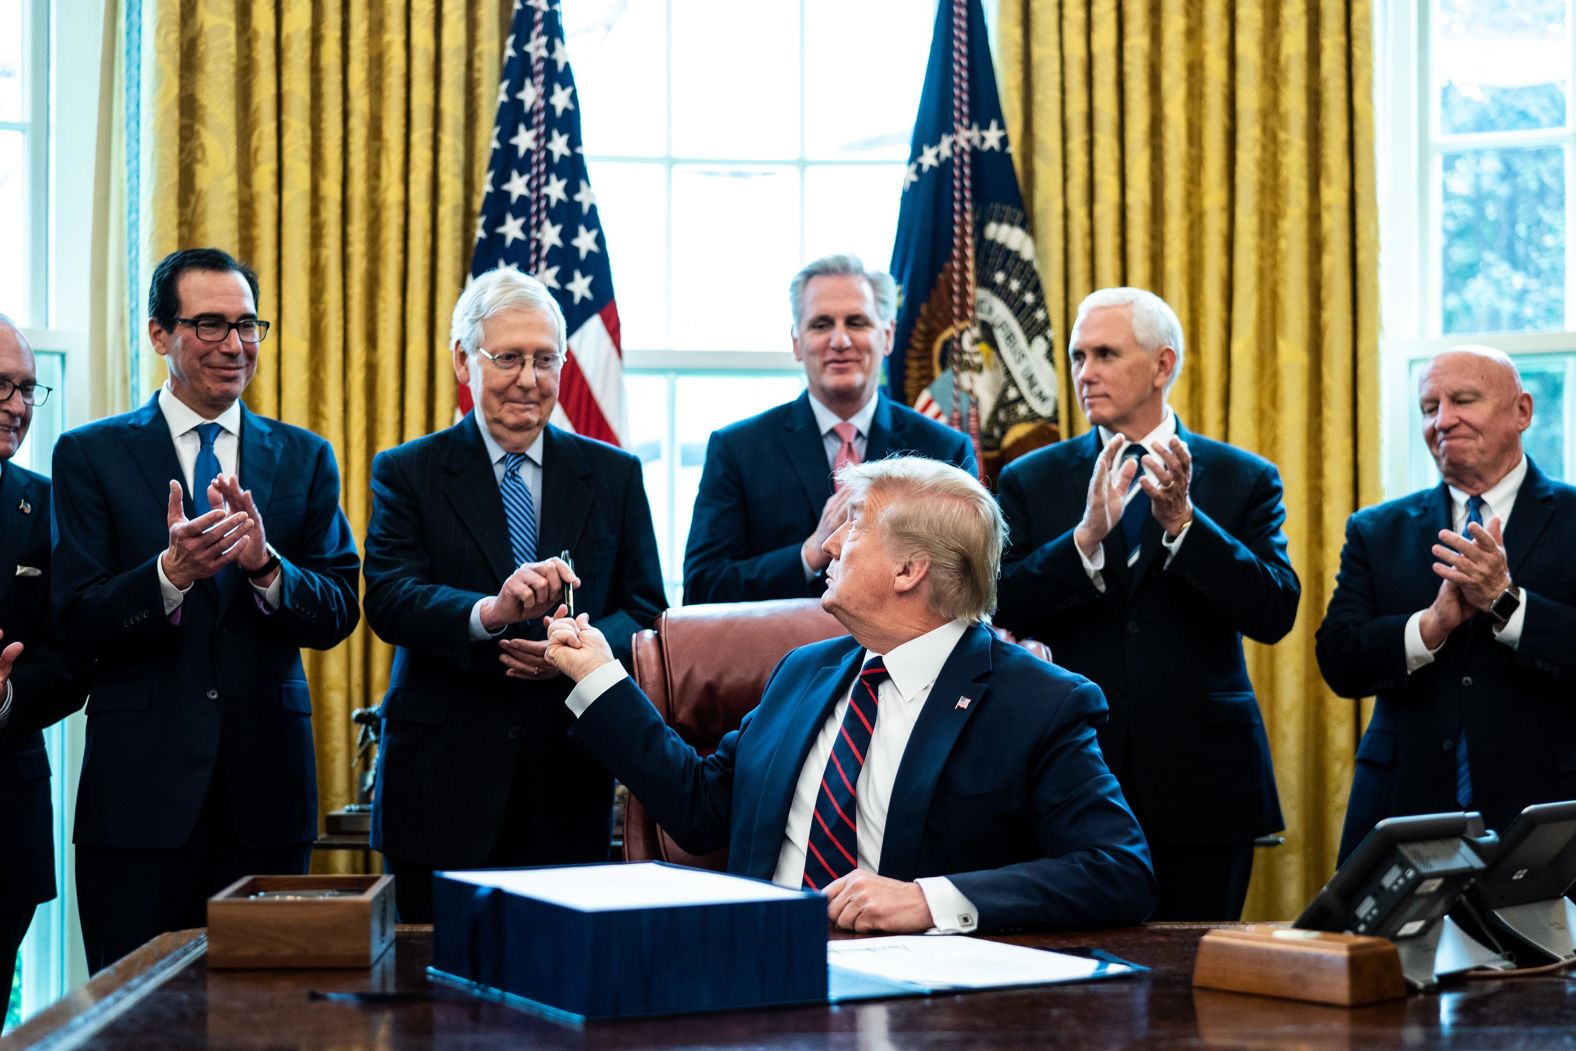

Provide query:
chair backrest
left=624, top=598, right=844, bottom=870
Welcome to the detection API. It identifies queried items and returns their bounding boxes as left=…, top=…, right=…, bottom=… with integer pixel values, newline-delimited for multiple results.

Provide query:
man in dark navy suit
left=550, top=457, right=1154, bottom=934
left=1319, top=346, right=1576, bottom=862
left=52, top=249, right=361, bottom=972
left=365, top=269, right=665, bottom=923
left=996, top=288, right=1299, bottom=921
left=0, top=316, right=84, bottom=1006
left=682, top=254, right=975, bottom=604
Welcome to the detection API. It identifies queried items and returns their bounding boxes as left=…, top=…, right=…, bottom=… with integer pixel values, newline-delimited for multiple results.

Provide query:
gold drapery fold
left=1000, top=0, right=1381, bottom=919
left=136, top=0, right=512, bottom=870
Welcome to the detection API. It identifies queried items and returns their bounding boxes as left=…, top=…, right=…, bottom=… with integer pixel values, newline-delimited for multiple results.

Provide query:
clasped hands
left=491, top=559, right=581, bottom=681
left=1074, top=434, right=1194, bottom=559
left=160, top=475, right=277, bottom=589
left=1420, top=516, right=1514, bottom=648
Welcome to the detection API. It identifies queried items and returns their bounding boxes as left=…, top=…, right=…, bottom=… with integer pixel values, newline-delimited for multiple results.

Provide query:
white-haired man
left=996, top=287, right=1299, bottom=921
left=364, top=269, right=665, bottom=922
left=548, top=456, right=1155, bottom=934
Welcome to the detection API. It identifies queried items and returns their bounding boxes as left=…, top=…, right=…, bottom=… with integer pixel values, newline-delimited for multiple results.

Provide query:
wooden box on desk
left=207, top=875, right=395, bottom=969
left=1192, top=926, right=1406, bottom=1006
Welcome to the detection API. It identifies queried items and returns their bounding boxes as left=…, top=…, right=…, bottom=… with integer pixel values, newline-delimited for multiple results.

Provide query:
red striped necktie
left=802, top=655, right=888, bottom=890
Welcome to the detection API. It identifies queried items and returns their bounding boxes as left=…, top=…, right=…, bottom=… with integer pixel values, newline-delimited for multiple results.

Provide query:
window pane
left=1437, top=0, right=1567, bottom=134
left=1441, top=146, right=1564, bottom=334
left=0, top=129, right=29, bottom=326
left=803, top=0, right=932, bottom=160
left=623, top=372, right=674, bottom=594
left=565, top=0, right=668, bottom=158
left=0, top=0, right=20, bottom=122
left=803, top=164, right=906, bottom=276
left=670, top=165, right=800, bottom=350
left=584, top=160, right=669, bottom=350
left=671, top=0, right=799, bottom=159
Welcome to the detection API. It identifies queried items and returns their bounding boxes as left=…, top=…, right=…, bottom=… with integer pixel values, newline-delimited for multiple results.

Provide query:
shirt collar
left=1447, top=455, right=1527, bottom=517
left=159, top=381, right=243, bottom=437
left=808, top=390, right=880, bottom=440
left=473, top=412, right=545, bottom=470
left=1097, top=407, right=1176, bottom=456
left=865, top=619, right=970, bottom=706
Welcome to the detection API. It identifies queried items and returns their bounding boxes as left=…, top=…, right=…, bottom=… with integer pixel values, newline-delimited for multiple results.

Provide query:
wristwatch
left=246, top=544, right=282, bottom=581
left=1488, top=584, right=1521, bottom=628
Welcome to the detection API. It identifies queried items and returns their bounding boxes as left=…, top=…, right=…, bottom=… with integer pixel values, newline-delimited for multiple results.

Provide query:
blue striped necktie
left=194, top=422, right=223, bottom=514
left=1455, top=494, right=1485, bottom=810
left=500, top=451, right=537, bottom=566
left=802, top=655, right=888, bottom=891
left=1119, top=443, right=1150, bottom=566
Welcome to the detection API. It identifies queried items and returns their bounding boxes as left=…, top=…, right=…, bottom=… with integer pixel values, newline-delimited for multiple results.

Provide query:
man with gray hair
left=547, top=456, right=1155, bottom=933
left=682, top=253, right=975, bottom=604
left=996, top=287, right=1299, bottom=920
left=364, top=268, right=665, bottom=922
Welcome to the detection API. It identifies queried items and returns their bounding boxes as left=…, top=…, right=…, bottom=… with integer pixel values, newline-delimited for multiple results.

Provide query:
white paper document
left=828, top=935, right=1136, bottom=991
left=440, top=862, right=807, bottom=911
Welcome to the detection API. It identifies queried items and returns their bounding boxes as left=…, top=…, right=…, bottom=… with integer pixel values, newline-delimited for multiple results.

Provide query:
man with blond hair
left=1318, top=345, right=1576, bottom=861
left=547, top=456, right=1155, bottom=934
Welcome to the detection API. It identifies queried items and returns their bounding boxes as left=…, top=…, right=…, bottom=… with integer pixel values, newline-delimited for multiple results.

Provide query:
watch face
left=1492, top=588, right=1521, bottom=623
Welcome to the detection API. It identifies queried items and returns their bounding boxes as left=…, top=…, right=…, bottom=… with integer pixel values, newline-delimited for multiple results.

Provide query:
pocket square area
left=14, top=565, right=42, bottom=577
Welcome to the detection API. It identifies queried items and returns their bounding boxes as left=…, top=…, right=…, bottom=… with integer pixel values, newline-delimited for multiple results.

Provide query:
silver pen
left=560, top=549, right=575, bottom=618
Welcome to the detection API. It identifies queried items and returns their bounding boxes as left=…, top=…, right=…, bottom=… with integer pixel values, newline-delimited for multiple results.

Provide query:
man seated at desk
left=541, top=457, right=1156, bottom=933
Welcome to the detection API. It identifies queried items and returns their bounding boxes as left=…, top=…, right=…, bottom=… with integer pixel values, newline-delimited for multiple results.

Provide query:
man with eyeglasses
left=0, top=315, right=84, bottom=1011
left=50, top=248, right=361, bottom=971
left=362, top=267, right=664, bottom=922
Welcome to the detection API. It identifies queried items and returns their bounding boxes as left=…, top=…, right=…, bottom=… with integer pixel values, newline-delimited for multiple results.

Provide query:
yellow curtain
left=999, top=0, right=1381, bottom=919
left=135, top=0, right=512, bottom=871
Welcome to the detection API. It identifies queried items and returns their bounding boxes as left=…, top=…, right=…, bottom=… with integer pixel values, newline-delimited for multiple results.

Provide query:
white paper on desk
left=441, top=862, right=807, bottom=911
left=828, top=935, right=1134, bottom=991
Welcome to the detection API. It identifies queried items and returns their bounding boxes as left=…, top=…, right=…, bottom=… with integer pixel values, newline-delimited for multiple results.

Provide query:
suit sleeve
left=947, top=680, right=1157, bottom=931
left=1154, top=459, right=1300, bottom=644
left=1509, top=588, right=1576, bottom=687
left=1315, top=511, right=1414, bottom=698
left=3, top=492, right=87, bottom=734
left=256, top=436, right=361, bottom=650
left=995, top=461, right=1105, bottom=638
left=587, top=455, right=666, bottom=666
left=682, top=430, right=810, bottom=604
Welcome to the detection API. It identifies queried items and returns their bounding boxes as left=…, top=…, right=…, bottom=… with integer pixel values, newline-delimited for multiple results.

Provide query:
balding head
left=1418, top=344, right=1532, bottom=494
left=0, top=315, right=36, bottom=461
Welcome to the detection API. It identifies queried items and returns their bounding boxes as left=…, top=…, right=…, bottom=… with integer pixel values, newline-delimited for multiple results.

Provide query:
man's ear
left=892, top=556, right=931, bottom=596
left=150, top=318, right=172, bottom=358
left=453, top=343, right=473, bottom=386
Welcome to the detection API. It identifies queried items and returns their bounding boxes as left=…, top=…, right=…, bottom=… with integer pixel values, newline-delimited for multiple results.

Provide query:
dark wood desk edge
left=4, top=930, right=208, bottom=1051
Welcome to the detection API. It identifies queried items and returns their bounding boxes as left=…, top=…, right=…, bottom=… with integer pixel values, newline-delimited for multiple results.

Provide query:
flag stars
left=525, top=33, right=548, bottom=60
left=537, top=218, right=564, bottom=251
left=573, top=181, right=597, bottom=214
left=903, top=163, right=919, bottom=190
left=918, top=143, right=942, bottom=171
left=1008, top=277, right=1022, bottom=293
left=510, top=123, right=538, bottom=157
left=516, top=80, right=540, bottom=108
left=566, top=270, right=595, bottom=304
left=496, top=78, right=511, bottom=105
left=551, top=38, right=571, bottom=72
left=549, top=82, right=575, bottom=117
left=994, top=270, right=1008, bottom=284
left=546, top=129, right=572, bottom=162
left=980, top=119, right=1006, bottom=151
left=502, top=169, right=531, bottom=203
left=571, top=224, right=601, bottom=259
left=496, top=213, right=527, bottom=247
left=474, top=214, right=488, bottom=243
left=1023, top=290, right=1037, bottom=306
left=536, top=265, right=561, bottom=290
left=542, top=173, right=568, bottom=206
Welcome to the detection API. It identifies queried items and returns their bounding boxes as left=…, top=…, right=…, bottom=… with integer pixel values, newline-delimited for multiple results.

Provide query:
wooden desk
left=8, top=924, right=1574, bottom=1049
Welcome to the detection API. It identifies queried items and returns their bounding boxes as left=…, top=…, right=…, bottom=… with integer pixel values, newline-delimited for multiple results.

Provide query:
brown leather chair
left=623, top=598, right=844, bottom=870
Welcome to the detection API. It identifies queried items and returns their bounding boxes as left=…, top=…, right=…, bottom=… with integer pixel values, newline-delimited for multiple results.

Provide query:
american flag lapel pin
left=955, top=696, right=972, bottom=711
left=17, top=499, right=30, bottom=515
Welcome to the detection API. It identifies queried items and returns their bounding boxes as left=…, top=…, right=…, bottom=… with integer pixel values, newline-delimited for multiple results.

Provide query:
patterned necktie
left=500, top=451, right=537, bottom=566
left=194, top=422, right=223, bottom=514
left=831, top=421, right=860, bottom=489
left=1455, top=494, right=1486, bottom=809
left=802, top=655, right=888, bottom=891
left=1119, top=443, right=1150, bottom=567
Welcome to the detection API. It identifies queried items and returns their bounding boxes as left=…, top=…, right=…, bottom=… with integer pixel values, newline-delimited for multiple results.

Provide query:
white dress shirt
left=565, top=619, right=982, bottom=932
left=154, top=384, right=280, bottom=613
left=1404, top=456, right=1529, bottom=672
left=467, top=416, right=547, bottom=640
left=1078, top=409, right=1191, bottom=590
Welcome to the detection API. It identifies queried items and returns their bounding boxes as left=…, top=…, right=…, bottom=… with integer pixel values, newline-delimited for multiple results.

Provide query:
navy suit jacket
left=365, top=418, right=666, bottom=868
left=682, top=392, right=976, bottom=604
left=51, top=395, right=361, bottom=850
left=0, top=464, right=86, bottom=908
left=996, top=423, right=1298, bottom=844
left=570, top=623, right=1156, bottom=931
left=1316, top=459, right=1576, bottom=862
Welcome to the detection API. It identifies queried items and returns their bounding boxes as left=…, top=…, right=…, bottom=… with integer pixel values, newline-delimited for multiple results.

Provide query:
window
left=0, top=0, right=46, bottom=326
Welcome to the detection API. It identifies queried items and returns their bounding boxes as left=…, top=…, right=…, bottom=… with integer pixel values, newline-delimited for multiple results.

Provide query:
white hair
left=1071, top=287, right=1185, bottom=390
left=450, top=269, right=567, bottom=358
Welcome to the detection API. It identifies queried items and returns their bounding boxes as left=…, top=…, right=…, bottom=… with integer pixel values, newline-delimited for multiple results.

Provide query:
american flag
left=469, top=0, right=626, bottom=445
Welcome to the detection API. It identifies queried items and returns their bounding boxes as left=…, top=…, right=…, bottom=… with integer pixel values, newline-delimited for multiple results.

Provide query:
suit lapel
left=537, top=427, right=594, bottom=562
left=878, top=623, right=991, bottom=879
left=1504, top=460, right=1555, bottom=578
left=0, top=465, right=28, bottom=606
left=864, top=394, right=900, bottom=459
left=125, top=394, right=189, bottom=517
left=783, top=393, right=834, bottom=513
left=443, top=414, right=518, bottom=584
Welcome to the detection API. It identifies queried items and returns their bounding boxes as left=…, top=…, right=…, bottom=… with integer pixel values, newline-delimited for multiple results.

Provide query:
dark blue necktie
left=500, top=451, right=537, bottom=566
left=1119, top=443, right=1150, bottom=567
left=194, top=422, right=223, bottom=514
left=1455, top=495, right=1486, bottom=809
left=802, top=655, right=888, bottom=891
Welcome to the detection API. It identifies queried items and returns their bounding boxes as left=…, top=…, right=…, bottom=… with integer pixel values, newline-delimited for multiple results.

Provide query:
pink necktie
left=832, top=422, right=860, bottom=488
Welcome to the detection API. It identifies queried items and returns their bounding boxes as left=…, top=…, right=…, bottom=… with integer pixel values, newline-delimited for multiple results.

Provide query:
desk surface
left=8, top=924, right=1574, bottom=1049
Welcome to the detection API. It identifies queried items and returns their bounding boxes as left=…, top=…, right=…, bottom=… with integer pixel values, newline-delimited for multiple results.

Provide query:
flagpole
left=948, top=0, right=985, bottom=478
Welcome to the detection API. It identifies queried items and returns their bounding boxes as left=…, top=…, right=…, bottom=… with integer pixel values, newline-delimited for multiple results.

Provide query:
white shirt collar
left=1097, top=407, right=1176, bottom=456
left=473, top=412, right=545, bottom=469
left=159, top=381, right=243, bottom=436
left=864, top=619, right=970, bottom=705
left=1447, top=455, right=1527, bottom=518
left=808, top=390, right=880, bottom=440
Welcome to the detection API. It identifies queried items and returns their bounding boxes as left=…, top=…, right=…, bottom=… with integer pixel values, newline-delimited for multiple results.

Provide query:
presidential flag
left=889, top=0, right=1058, bottom=473
left=469, top=0, right=625, bottom=445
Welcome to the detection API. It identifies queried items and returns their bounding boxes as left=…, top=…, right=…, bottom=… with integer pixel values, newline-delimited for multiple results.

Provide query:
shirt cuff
left=0, top=679, right=12, bottom=729
left=1404, top=610, right=1444, bottom=673
left=156, top=552, right=193, bottom=615
left=469, top=598, right=509, bottom=641
left=915, top=877, right=979, bottom=934
left=1076, top=538, right=1107, bottom=594
left=251, top=571, right=283, bottom=611
left=564, top=659, right=629, bottom=717
left=1492, top=589, right=1528, bottom=649
left=1160, top=518, right=1192, bottom=567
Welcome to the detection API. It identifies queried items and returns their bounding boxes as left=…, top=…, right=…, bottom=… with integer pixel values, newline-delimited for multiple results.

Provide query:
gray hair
left=450, top=268, right=567, bottom=357
left=789, top=254, right=898, bottom=330
left=1071, top=287, right=1185, bottom=390
left=835, top=456, right=1005, bottom=622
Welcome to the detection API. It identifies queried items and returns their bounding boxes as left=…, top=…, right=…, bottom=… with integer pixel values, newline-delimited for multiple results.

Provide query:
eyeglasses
left=174, top=317, right=271, bottom=343
left=476, top=348, right=564, bottom=374
left=0, top=379, right=50, bottom=406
